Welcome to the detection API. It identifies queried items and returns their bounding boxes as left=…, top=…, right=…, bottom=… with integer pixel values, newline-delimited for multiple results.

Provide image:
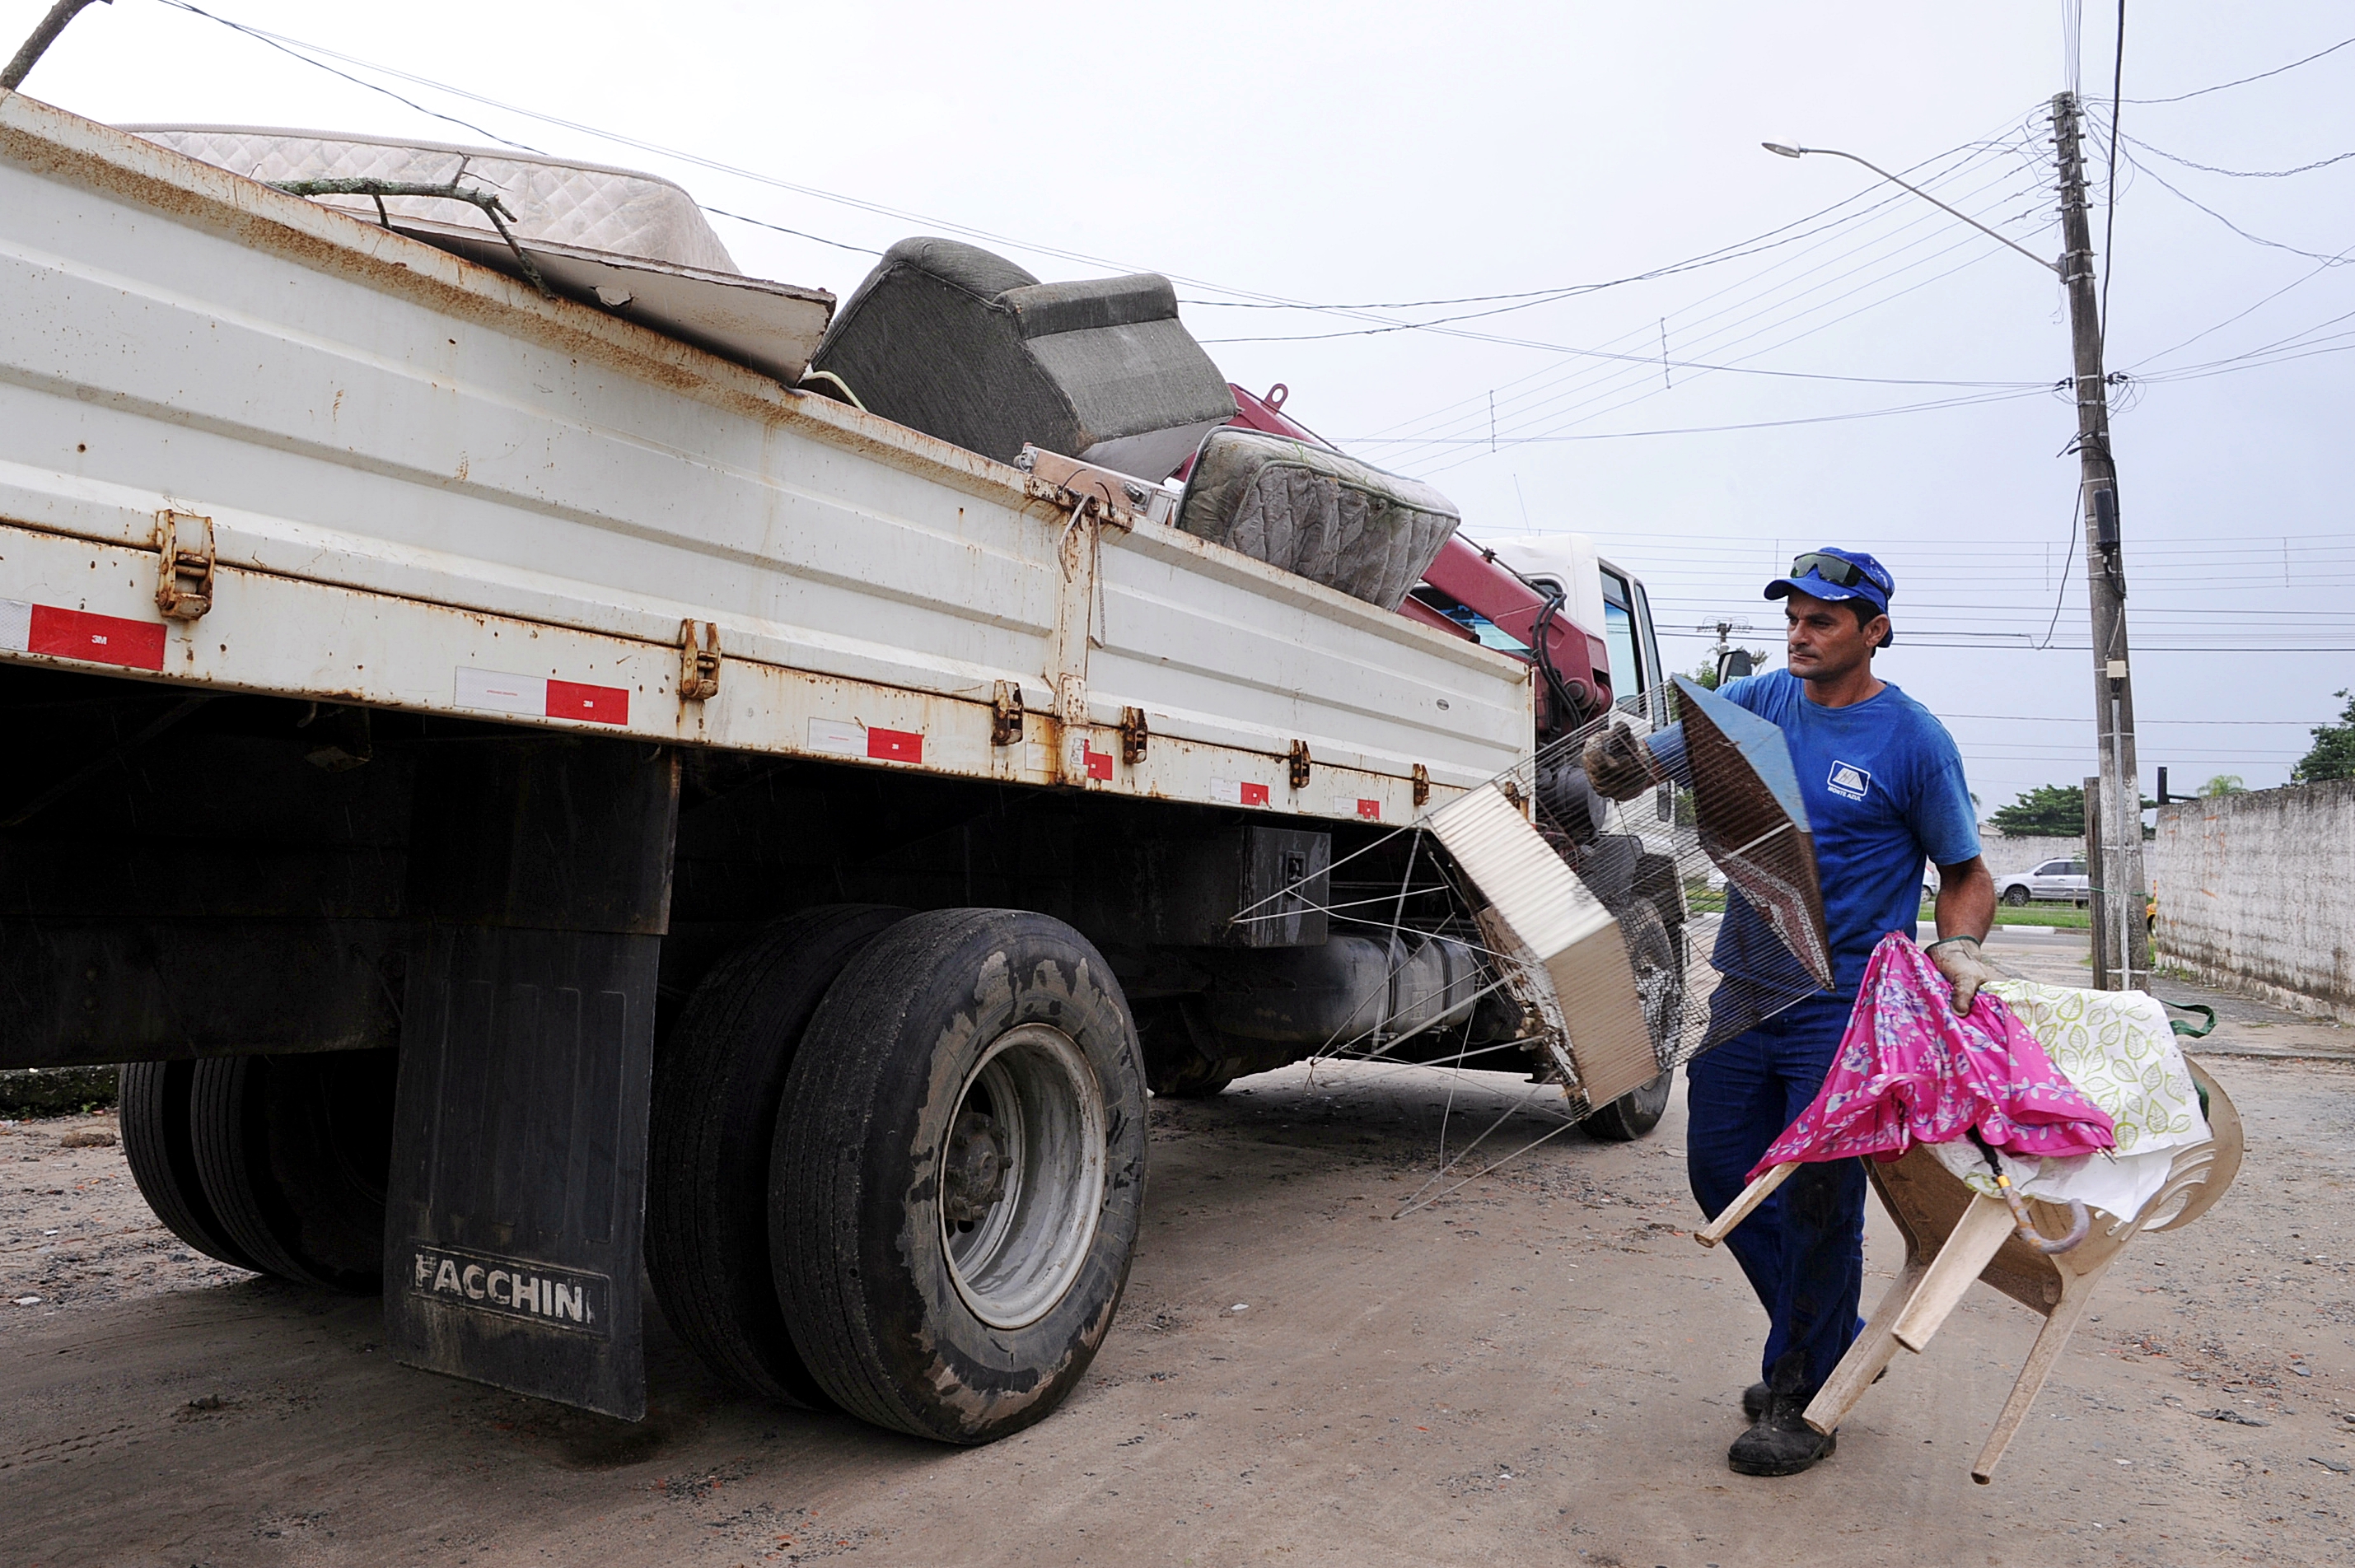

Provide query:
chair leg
left=1970, top=1276, right=2098, bottom=1485
left=1694, top=1161, right=1797, bottom=1249
left=1890, top=1193, right=2016, bottom=1353
left=1803, top=1253, right=1929, bottom=1435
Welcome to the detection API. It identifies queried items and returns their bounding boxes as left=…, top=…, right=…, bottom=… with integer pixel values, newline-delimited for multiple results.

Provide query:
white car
left=1997, top=857, right=2090, bottom=907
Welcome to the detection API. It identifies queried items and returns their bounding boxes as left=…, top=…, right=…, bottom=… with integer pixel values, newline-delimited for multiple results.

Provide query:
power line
left=1350, top=121, right=2051, bottom=452
left=2113, top=144, right=2355, bottom=267
left=2120, top=130, right=2355, bottom=181
left=2100, top=0, right=2124, bottom=352
left=2122, top=30, right=2355, bottom=105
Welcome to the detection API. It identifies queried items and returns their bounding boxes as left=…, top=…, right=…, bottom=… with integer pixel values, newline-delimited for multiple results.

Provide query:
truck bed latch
left=1120, top=705, right=1148, bottom=763
left=992, top=681, right=1026, bottom=746
left=154, top=510, right=214, bottom=620
left=678, top=619, right=721, bottom=702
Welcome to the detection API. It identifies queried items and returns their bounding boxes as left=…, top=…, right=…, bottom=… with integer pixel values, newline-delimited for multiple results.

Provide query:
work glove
left=1580, top=724, right=1658, bottom=802
left=1924, top=935, right=1998, bottom=1014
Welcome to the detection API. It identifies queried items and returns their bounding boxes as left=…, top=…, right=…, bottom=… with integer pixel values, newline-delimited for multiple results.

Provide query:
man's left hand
left=1924, top=935, right=1998, bottom=1013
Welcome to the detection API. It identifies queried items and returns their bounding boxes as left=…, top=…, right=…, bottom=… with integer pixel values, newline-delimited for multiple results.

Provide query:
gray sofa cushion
left=807, top=238, right=1235, bottom=477
left=1175, top=428, right=1460, bottom=611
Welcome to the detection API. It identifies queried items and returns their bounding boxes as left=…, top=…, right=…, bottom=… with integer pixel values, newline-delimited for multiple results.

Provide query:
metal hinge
left=679, top=619, right=722, bottom=702
left=1119, top=706, right=1148, bottom=764
left=154, top=510, right=214, bottom=621
left=1288, top=740, right=1312, bottom=791
left=992, top=681, right=1026, bottom=746
left=1412, top=763, right=1431, bottom=809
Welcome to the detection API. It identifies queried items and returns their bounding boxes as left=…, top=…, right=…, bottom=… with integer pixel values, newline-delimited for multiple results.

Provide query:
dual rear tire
left=120, top=1050, right=395, bottom=1290
left=647, top=907, right=1147, bottom=1444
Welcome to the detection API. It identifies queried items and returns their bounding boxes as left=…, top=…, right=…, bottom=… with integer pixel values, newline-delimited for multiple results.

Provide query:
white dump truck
left=0, top=93, right=1680, bottom=1441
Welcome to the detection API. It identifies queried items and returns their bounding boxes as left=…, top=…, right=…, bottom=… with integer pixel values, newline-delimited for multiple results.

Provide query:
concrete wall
left=2152, top=782, right=2355, bottom=1020
left=1977, top=832, right=2085, bottom=876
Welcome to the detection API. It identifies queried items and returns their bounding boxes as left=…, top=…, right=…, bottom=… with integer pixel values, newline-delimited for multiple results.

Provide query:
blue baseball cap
left=1766, top=548, right=1895, bottom=645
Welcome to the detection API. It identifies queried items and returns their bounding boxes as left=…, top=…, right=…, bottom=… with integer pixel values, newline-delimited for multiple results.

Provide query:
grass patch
left=1918, top=903, right=2092, bottom=930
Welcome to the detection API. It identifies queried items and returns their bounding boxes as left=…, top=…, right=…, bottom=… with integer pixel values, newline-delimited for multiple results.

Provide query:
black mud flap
left=385, top=739, right=679, bottom=1420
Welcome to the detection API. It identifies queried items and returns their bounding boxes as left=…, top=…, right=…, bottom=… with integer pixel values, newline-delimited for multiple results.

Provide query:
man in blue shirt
left=1585, top=548, right=1996, bottom=1477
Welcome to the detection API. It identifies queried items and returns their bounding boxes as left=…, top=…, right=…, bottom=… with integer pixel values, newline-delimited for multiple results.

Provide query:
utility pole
left=2053, top=91, right=2147, bottom=992
left=1695, top=619, right=1755, bottom=686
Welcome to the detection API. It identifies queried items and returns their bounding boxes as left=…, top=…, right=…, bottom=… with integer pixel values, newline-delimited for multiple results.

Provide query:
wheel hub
left=942, top=1110, right=1008, bottom=1225
left=939, top=1023, right=1108, bottom=1331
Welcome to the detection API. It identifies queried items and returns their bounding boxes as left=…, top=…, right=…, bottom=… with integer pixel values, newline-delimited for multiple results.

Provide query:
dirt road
left=6, top=945, right=2351, bottom=1567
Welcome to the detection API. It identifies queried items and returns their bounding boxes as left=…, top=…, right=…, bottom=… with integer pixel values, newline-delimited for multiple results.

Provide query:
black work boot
left=1728, top=1354, right=1836, bottom=1477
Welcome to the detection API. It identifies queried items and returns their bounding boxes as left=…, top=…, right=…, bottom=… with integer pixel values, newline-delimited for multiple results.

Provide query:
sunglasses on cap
left=1788, top=552, right=1877, bottom=590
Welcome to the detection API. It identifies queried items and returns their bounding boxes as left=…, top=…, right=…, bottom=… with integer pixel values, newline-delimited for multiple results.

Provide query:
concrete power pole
left=2053, top=91, right=2147, bottom=992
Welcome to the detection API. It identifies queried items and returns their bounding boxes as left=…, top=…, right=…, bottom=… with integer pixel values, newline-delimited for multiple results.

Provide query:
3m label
left=408, top=1244, right=611, bottom=1337
left=2, top=599, right=167, bottom=671
left=1211, top=777, right=1271, bottom=807
left=867, top=726, right=923, bottom=763
left=1349, top=797, right=1381, bottom=821
left=1084, top=745, right=1114, bottom=781
left=808, top=718, right=924, bottom=763
left=1825, top=760, right=1872, bottom=802
left=455, top=668, right=629, bottom=726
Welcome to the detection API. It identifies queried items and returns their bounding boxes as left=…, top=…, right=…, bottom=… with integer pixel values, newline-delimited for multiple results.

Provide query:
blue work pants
left=1685, top=992, right=1866, bottom=1399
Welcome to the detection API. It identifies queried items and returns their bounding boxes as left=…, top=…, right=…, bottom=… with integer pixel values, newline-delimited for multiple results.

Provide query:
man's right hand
left=1581, top=725, right=1658, bottom=801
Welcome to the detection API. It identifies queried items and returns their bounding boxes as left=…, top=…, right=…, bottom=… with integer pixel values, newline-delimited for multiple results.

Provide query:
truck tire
left=120, top=1060, right=264, bottom=1273
left=1134, top=998, right=1233, bottom=1099
left=646, top=904, right=907, bottom=1407
left=770, top=908, right=1147, bottom=1444
left=1579, top=1069, right=1675, bottom=1141
left=189, top=1052, right=393, bottom=1291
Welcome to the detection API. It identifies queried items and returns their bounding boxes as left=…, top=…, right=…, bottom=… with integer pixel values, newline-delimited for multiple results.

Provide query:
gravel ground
left=5, top=950, right=2352, bottom=1566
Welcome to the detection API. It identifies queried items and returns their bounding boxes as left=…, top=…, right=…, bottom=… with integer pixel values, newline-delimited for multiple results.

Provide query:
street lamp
left=1759, top=143, right=2061, bottom=276
left=1762, top=110, right=2148, bottom=993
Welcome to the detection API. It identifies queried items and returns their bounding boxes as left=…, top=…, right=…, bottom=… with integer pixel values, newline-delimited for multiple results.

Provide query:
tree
left=1689, top=658, right=1722, bottom=691
left=2198, top=774, right=2245, bottom=797
left=1989, top=783, right=2084, bottom=837
left=2292, top=689, right=2355, bottom=783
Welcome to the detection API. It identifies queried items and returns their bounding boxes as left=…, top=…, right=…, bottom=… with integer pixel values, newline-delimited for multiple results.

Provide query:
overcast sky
left=9, top=0, right=2350, bottom=815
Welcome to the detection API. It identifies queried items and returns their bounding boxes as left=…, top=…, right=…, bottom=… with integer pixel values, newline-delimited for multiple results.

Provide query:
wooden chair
left=1698, top=1059, right=2241, bottom=1483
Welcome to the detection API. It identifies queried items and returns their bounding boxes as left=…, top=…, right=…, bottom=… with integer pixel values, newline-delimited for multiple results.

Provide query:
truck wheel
left=2002, top=885, right=2031, bottom=907
left=1581, top=1069, right=1674, bottom=1141
left=120, top=1060, right=263, bottom=1273
left=189, top=1052, right=393, bottom=1291
left=770, top=908, right=1147, bottom=1444
left=646, top=905, right=907, bottom=1407
left=1134, top=998, right=1234, bottom=1099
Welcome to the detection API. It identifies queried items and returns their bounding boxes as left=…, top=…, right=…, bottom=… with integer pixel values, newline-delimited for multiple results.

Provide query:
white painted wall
left=1977, top=832, right=2086, bottom=877
left=2152, top=782, right=2355, bottom=1021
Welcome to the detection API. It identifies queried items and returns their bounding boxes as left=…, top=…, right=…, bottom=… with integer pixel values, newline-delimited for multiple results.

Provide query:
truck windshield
left=1408, top=586, right=1531, bottom=654
left=1600, top=568, right=1643, bottom=712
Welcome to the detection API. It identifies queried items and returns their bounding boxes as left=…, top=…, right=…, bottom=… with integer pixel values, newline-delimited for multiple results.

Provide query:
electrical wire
left=2112, top=145, right=2355, bottom=267
left=1364, top=136, right=2059, bottom=467
left=2100, top=0, right=2124, bottom=352
left=2122, top=30, right=2355, bottom=105
left=2123, top=135, right=2355, bottom=180
left=2037, top=486, right=2082, bottom=650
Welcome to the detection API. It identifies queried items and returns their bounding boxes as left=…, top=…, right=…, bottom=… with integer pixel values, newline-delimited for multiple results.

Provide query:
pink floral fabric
left=1747, top=932, right=2116, bottom=1181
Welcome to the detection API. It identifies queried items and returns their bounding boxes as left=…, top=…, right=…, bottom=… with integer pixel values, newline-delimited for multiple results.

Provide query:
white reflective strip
left=806, top=717, right=866, bottom=757
left=0, top=598, right=28, bottom=654
left=454, top=666, right=548, bottom=717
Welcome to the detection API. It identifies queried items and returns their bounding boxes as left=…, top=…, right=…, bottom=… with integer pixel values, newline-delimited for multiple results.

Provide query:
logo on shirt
left=1826, top=760, right=1872, bottom=801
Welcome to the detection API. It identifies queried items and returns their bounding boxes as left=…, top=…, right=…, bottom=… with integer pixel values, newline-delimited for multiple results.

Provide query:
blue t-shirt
left=1659, top=670, right=1980, bottom=996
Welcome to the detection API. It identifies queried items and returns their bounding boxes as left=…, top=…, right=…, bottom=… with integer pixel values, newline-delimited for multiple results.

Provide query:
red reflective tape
left=867, top=726, right=923, bottom=763
left=1240, top=782, right=1270, bottom=806
left=27, top=604, right=166, bottom=671
left=1357, top=798, right=1381, bottom=821
left=1084, top=746, right=1114, bottom=781
left=545, top=679, right=628, bottom=726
